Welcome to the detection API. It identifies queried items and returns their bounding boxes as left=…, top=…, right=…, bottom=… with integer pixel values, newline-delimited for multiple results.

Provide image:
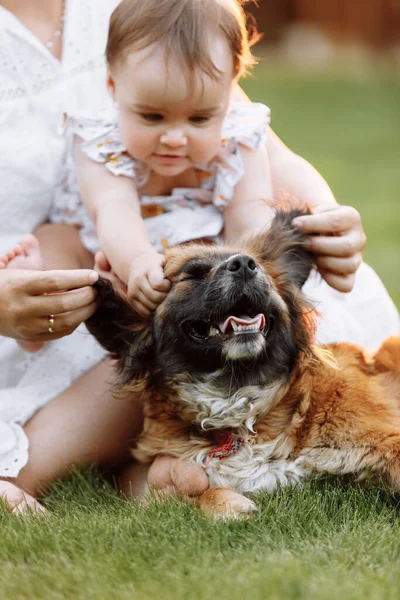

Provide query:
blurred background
left=241, top=0, right=400, bottom=308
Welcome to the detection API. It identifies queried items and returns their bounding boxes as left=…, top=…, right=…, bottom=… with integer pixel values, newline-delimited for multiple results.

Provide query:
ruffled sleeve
left=66, top=111, right=145, bottom=182
left=210, top=101, right=270, bottom=209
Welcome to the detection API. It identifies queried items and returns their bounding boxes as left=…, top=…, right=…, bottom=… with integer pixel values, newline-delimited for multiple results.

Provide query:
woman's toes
left=0, top=481, right=47, bottom=516
left=12, top=495, right=47, bottom=516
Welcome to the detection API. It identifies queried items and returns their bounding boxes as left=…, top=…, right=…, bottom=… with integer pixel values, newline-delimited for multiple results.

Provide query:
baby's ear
left=85, top=277, right=153, bottom=382
left=245, top=203, right=314, bottom=289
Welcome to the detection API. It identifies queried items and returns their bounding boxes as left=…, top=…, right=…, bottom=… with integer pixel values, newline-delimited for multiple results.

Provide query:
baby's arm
left=74, top=143, right=170, bottom=315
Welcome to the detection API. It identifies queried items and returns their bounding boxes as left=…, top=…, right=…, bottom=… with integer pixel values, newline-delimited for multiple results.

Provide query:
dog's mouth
left=186, top=313, right=266, bottom=341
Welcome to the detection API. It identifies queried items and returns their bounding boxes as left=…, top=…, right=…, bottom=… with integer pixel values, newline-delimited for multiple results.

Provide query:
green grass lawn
left=2, top=64, right=400, bottom=599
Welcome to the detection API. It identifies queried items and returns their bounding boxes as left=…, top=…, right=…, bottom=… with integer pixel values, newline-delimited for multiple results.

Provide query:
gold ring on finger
left=48, top=314, right=55, bottom=333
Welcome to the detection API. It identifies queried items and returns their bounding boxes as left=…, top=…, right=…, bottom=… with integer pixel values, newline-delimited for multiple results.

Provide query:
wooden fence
left=245, top=0, right=400, bottom=47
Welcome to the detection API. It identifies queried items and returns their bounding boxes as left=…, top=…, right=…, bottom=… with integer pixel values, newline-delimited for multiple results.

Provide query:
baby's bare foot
left=0, top=235, right=45, bottom=352
left=0, top=480, right=47, bottom=516
left=0, top=234, right=44, bottom=271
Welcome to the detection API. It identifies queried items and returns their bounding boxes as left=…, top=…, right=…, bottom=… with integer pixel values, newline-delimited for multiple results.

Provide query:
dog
left=86, top=206, right=400, bottom=519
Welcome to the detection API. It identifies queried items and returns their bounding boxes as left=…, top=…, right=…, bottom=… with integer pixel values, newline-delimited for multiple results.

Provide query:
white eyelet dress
left=0, top=0, right=121, bottom=477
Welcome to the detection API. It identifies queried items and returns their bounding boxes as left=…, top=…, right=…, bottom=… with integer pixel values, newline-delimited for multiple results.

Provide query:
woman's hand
left=0, top=269, right=99, bottom=342
left=127, top=251, right=171, bottom=316
left=292, top=204, right=366, bottom=292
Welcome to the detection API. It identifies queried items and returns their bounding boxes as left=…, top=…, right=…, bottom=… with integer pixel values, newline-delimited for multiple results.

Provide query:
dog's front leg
left=197, top=487, right=258, bottom=520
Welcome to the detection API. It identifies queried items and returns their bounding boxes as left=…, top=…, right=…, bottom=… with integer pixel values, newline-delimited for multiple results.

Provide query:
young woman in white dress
left=0, top=0, right=146, bottom=514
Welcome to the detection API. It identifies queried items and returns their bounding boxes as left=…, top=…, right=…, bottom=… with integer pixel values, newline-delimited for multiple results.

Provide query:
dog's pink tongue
left=220, top=314, right=265, bottom=334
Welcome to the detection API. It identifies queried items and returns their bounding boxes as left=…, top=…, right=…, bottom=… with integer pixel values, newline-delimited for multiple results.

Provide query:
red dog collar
left=205, top=430, right=244, bottom=467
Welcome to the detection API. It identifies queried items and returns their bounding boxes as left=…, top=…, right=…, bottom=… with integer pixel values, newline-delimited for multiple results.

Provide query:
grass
left=3, top=472, right=400, bottom=599
left=2, top=63, right=400, bottom=598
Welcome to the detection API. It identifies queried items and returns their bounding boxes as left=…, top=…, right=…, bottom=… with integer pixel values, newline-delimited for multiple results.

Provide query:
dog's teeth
left=209, top=325, right=219, bottom=337
left=231, top=321, right=238, bottom=332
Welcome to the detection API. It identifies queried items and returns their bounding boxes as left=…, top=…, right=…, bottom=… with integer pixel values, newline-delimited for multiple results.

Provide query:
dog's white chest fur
left=197, top=435, right=306, bottom=494
left=175, top=377, right=307, bottom=494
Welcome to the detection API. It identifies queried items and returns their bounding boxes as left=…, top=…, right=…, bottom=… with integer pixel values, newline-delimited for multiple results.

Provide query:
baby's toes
left=5, top=246, right=23, bottom=262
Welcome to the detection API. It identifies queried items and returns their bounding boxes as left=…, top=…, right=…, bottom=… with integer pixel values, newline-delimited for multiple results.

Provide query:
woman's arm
left=266, top=128, right=337, bottom=207
left=233, top=85, right=337, bottom=207
left=223, top=144, right=275, bottom=244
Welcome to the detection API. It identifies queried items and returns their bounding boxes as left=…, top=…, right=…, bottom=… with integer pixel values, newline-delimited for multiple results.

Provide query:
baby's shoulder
left=221, top=101, right=271, bottom=149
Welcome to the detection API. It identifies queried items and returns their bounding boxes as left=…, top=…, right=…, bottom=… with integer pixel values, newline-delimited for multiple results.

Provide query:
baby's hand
left=128, top=251, right=171, bottom=316
left=292, top=204, right=366, bottom=293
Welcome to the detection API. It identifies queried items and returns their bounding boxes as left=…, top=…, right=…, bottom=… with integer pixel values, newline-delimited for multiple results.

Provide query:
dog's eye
left=189, top=321, right=210, bottom=339
left=180, top=263, right=211, bottom=281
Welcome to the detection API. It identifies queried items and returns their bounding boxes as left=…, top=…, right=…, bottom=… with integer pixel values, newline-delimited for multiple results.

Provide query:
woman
left=0, top=0, right=144, bottom=514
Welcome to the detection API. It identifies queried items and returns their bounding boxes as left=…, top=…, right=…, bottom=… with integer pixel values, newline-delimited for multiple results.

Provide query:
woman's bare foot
left=0, top=480, right=47, bottom=516
left=0, top=235, right=45, bottom=352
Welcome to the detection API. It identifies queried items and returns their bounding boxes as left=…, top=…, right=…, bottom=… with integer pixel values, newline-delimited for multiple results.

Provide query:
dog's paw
left=198, top=487, right=258, bottom=520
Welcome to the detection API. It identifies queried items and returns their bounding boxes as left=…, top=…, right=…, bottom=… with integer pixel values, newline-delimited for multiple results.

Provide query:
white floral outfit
left=0, top=0, right=120, bottom=477
left=51, top=102, right=271, bottom=252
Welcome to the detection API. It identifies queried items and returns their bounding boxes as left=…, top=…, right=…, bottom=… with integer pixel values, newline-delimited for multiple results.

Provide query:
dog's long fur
left=87, top=205, right=400, bottom=518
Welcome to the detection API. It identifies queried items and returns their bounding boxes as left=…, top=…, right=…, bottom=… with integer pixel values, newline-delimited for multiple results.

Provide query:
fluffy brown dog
left=87, top=206, right=400, bottom=519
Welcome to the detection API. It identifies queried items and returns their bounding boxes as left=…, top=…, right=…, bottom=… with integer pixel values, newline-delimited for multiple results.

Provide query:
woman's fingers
left=316, top=254, right=362, bottom=276
left=33, top=285, right=97, bottom=317
left=292, top=205, right=362, bottom=235
left=18, top=301, right=99, bottom=342
left=304, top=231, right=365, bottom=257
left=24, top=269, right=98, bottom=295
left=318, top=268, right=356, bottom=293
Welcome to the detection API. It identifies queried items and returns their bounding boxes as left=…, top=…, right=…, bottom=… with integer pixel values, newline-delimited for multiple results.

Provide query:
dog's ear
left=85, top=277, right=153, bottom=382
left=245, top=203, right=314, bottom=289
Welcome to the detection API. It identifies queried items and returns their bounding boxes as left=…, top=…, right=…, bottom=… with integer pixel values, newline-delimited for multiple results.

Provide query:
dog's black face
left=86, top=207, right=315, bottom=391
left=156, top=251, right=279, bottom=371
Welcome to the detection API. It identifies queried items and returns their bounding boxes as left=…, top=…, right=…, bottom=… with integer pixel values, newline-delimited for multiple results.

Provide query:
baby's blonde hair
left=106, top=0, right=260, bottom=82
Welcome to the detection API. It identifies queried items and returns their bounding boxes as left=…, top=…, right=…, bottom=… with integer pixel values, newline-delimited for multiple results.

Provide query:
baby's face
left=107, top=40, right=234, bottom=177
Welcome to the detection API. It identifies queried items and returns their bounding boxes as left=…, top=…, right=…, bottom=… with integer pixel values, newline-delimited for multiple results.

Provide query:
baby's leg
left=33, top=222, right=94, bottom=271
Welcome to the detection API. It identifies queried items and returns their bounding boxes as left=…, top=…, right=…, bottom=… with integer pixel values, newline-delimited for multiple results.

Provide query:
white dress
left=0, top=0, right=120, bottom=477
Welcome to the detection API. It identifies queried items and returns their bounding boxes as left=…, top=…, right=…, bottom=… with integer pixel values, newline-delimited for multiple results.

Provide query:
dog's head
left=86, top=206, right=315, bottom=392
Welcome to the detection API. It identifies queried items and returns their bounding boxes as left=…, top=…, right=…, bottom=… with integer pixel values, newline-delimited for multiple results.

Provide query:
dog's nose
left=226, top=254, right=258, bottom=279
